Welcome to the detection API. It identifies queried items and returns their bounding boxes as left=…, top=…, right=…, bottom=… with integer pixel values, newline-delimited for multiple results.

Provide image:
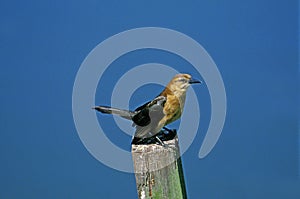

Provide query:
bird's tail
left=93, top=106, right=135, bottom=120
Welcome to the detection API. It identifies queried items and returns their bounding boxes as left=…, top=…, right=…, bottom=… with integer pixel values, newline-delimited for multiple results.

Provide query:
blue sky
left=0, top=0, right=299, bottom=198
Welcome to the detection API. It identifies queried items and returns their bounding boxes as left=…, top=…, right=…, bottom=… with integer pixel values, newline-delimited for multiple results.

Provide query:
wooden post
left=131, top=135, right=187, bottom=199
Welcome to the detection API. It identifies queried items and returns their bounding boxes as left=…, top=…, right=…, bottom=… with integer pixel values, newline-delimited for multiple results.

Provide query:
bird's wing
left=132, top=104, right=151, bottom=126
left=133, top=96, right=166, bottom=139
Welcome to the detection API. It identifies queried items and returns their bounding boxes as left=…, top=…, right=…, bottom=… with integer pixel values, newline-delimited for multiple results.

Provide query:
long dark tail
left=93, top=106, right=135, bottom=120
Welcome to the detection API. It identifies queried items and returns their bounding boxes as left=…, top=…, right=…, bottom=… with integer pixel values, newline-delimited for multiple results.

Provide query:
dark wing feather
left=133, top=96, right=166, bottom=139
left=132, top=108, right=150, bottom=126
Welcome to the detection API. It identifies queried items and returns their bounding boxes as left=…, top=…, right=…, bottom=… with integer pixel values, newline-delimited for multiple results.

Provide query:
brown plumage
left=93, top=73, right=201, bottom=144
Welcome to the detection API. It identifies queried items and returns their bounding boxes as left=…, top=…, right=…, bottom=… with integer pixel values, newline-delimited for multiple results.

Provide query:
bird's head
left=169, top=74, right=202, bottom=93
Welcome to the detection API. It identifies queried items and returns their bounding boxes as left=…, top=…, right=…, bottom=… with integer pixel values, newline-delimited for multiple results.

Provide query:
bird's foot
left=155, top=136, right=166, bottom=147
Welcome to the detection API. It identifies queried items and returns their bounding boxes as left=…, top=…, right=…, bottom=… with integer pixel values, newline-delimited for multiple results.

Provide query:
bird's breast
left=163, top=94, right=184, bottom=125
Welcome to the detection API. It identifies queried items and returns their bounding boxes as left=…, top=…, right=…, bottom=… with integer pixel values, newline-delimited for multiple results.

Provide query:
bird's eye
left=178, top=78, right=187, bottom=83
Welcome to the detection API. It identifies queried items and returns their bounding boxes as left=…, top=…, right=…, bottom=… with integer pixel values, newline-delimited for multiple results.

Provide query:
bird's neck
left=161, top=86, right=188, bottom=110
left=173, top=90, right=187, bottom=111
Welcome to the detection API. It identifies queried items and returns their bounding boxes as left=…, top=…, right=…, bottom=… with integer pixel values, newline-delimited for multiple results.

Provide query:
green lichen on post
left=152, top=186, right=163, bottom=199
left=132, top=136, right=187, bottom=199
left=168, top=166, right=184, bottom=198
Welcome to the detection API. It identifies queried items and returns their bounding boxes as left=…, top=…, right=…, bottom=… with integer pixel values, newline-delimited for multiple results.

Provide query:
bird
left=93, top=73, right=201, bottom=145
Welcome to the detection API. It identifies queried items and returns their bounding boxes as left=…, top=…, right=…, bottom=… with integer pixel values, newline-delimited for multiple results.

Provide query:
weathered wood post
left=131, top=134, right=187, bottom=199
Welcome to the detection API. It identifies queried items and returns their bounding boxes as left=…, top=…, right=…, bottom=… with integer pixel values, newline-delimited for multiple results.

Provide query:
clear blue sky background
left=0, top=0, right=299, bottom=198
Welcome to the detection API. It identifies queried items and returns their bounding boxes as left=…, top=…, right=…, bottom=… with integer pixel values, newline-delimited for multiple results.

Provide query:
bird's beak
left=189, top=78, right=202, bottom=84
